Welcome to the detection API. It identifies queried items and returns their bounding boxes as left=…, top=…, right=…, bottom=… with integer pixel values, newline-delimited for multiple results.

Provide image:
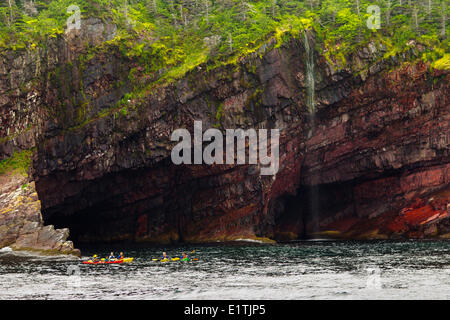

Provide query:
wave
left=233, top=238, right=266, bottom=244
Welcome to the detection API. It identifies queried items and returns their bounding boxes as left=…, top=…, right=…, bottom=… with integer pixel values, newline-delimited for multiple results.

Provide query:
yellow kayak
left=154, top=257, right=198, bottom=262
left=155, top=257, right=180, bottom=262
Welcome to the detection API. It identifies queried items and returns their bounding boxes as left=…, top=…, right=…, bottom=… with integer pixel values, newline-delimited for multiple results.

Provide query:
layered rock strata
left=0, top=21, right=448, bottom=245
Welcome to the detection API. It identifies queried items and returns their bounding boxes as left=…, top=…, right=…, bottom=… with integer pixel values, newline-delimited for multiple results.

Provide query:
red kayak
left=82, top=258, right=134, bottom=264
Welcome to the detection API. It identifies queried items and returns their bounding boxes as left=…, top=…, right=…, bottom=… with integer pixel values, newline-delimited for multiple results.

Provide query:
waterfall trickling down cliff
left=303, top=30, right=320, bottom=236
left=304, top=30, right=315, bottom=114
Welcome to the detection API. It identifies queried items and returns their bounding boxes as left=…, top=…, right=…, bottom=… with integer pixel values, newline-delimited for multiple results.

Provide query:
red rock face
left=321, top=188, right=450, bottom=239
left=296, top=61, right=449, bottom=240
left=1, top=30, right=448, bottom=244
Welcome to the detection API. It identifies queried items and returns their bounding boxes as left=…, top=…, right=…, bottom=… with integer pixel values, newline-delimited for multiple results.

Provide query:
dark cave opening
left=39, top=168, right=361, bottom=244
left=36, top=156, right=438, bottom=245
left=273, top=180, right=358, bottom=241
left=37, top=159, right=194, bottom=244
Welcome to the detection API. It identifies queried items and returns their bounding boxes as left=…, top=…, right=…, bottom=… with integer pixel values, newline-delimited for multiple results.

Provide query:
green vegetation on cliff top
left=1, top=1, right=448, bottom=73
left=0, top=1, right=448, bottom=131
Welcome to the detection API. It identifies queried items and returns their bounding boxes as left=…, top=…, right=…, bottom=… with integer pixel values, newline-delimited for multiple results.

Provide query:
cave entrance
left=273, top=181, right=356, bottom=241
left=37, top=159, right=194, bottom=245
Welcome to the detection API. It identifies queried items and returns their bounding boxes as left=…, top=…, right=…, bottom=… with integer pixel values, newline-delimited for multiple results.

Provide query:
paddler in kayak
left=116, top=252, right=124, bottom=260
left=91, top=254, right=99, bottom=262
left=161, top=252, right=169, bottom=261
left=107, top=252, right=116, bottom=261
left=180, top=252, right=190, bottom=261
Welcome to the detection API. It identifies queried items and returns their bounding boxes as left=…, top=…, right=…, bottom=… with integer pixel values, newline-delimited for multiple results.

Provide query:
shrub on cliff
left=0, top=149, right=33, bottom=176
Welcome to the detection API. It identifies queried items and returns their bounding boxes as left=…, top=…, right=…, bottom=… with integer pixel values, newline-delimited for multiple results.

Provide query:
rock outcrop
left=0, top=173, right=80, bottom=255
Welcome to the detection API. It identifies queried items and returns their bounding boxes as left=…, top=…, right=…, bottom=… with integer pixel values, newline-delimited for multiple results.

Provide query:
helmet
left=93, top=254, right=97, bottom=257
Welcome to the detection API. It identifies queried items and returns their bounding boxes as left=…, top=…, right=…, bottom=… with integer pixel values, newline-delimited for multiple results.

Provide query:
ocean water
left=0, top=240, right=449, bottom=300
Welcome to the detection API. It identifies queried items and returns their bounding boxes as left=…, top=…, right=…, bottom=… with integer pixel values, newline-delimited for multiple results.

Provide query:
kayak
left=153, top=257, right=197, bottom=262
left=152, top=250, right=197, bottom=262
left=152, top=257, right=181, bottom=262
left=82, top=258, right=134, bottom=264
left=159, top=258, right=178, bottom=262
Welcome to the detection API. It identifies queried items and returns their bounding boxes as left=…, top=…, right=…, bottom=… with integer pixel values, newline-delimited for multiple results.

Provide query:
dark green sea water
left=0, top=240, right=449, bottom=299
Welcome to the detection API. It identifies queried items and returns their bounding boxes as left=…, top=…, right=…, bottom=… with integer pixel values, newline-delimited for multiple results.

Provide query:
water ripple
left=0, top=240, right=449, bottom=299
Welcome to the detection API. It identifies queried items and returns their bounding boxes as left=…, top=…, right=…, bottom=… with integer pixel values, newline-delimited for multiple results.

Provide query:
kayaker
left=91, top=254, right=99, bottom=262
left=108, top=252, right=115, bottom=261
left=180, top=252, right=190, bottom=261
left=117, top=252, right=124, bottom=259
left=161, top=252, right=169, bottom=260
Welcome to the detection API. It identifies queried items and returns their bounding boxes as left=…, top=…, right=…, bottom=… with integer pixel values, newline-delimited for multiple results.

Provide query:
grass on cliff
left=0, top=149, right=33, bottom=176
left=431, top=53, right=450, bottom=70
